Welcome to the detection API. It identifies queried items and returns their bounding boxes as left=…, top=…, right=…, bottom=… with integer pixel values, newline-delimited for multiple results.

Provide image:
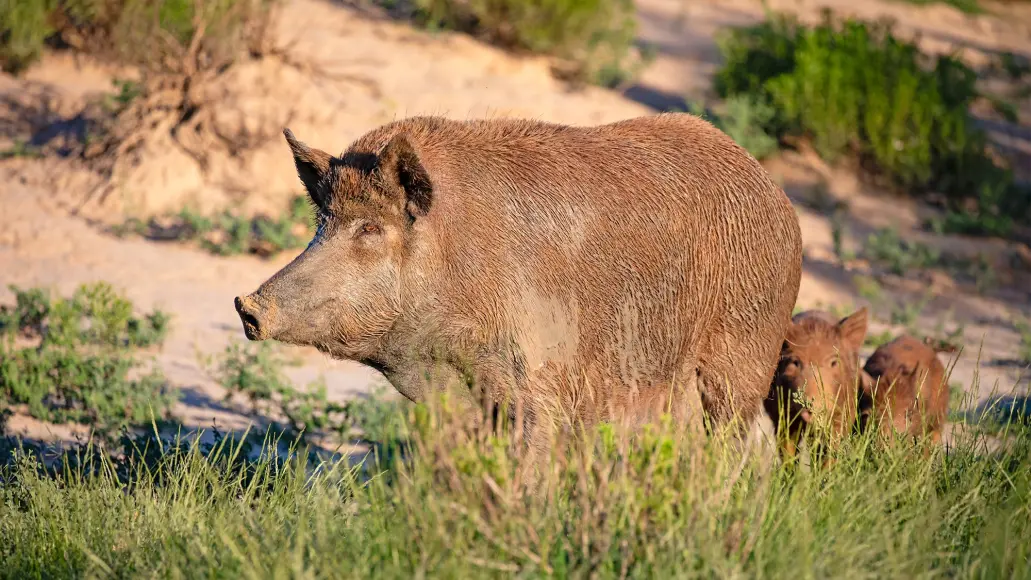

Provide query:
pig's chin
left=274, top=327, right=380, bottom=361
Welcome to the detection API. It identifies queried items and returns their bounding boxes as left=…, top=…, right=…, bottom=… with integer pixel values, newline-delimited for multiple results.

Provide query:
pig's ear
left=838, top=307, right=869, bottom=352
left=378, top=133, right=433, bottom=219
left=284, top=128, right=333, bottom=210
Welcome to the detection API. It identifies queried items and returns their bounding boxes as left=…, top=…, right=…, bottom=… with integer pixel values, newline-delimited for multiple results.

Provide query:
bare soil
left=1, top=0, right=1029, bottom=447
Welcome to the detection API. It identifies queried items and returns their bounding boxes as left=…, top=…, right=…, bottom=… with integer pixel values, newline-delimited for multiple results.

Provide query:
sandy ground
left=1, top=0, right=1029, bottom=446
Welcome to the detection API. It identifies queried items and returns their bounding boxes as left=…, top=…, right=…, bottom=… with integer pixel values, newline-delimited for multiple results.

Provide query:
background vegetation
left=0, top=0, right=275, bottom=74
left=712, top=11, right=1029, bottom=236
left=0, top=283, right=174, bottom=435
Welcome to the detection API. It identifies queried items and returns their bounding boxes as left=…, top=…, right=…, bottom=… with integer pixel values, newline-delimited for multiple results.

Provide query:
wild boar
left=763, top=308, right=868, bottom=461
left=234, top=114, right=803, bottom=466
left=859, top=335, right=953, bottom=447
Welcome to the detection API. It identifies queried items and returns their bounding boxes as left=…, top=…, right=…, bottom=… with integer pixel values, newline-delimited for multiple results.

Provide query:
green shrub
left=861, top=227, right=941, bottom=275
left=113, top=194, right=316, bottom=258
left=411, top=0, right=641, bottom=86
left=204, top=339, right=408, bottom=443
left=690, top=95, right=780, bottom=160
left=715, top=11, right=1021, bottom=220
left=892, top=0, right=984, bottom=14
left=0, top=0, right=54, bottom=73
left=0, top=0, right=274, bottom=74
left=1016, top=318, right=1031, bottom=365
left=205, top=340, right=350, bottom=441
left=0, top=282, right=175, bottom=431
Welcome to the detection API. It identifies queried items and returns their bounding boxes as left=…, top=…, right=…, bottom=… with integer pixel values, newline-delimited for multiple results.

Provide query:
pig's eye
left=830, top=359, right=839, bottom=368
left=357, top=223, right=382, bottom=237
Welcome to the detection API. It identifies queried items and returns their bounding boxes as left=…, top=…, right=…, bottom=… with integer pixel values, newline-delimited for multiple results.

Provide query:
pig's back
left=358, top=114, right=802, bottom=406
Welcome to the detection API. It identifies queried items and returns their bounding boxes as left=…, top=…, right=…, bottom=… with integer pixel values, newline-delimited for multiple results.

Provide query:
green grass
left=1, top=389, right=1030, bottom=578
left=0, top=282, right=175, bottom=433
left=113, top=194, right=317, bottom=258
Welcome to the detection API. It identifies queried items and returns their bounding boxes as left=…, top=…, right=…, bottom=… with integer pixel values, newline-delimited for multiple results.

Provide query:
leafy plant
left=1, top=0, right=276, bottom=75
left=0, top=282, right=175, bottom=431
left=204, top=340, right=347, bottom=441
left=704, top=94, right=780, bottom=160
left=408, top=0, right=644, bottom=86
left=0, top=0, right=53, bottom=73
left=203, top=340, right=408, bottom=443
left=889, top=292, right=932, bottom=329
left=864, top=328, right=894, bottom=348
left=714, top=12, right=1022, bottom=220
left=1016, top=318, right=1031, bottom=365
left=862, top=227, right=941, bottom=275
left=113, top=194, right=316, bottom=258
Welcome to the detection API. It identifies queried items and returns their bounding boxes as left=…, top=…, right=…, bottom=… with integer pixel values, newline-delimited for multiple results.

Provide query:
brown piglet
left=764, top=308, right=868, bottom=461
left=859, top=335, right=955, bottom=447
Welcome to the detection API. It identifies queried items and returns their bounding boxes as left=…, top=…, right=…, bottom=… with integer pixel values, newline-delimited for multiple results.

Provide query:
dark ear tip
left=284, top=128, right=301, bottom=148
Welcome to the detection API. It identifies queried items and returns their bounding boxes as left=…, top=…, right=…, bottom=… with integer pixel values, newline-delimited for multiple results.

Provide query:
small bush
left=0, top=0, right=53, bottom=73
left=409, top=0, right=643, bottom=86
left=864, top=328, right=894, bottom=348
left=861, top=227, right=941, bottom=275
left=113, top=194, right=316, bottom=258
left=1016, top=318, right=1031, bottom=365
left=205, top=340, right=350, bottom=441
left=893, top=0, right=984, bottom=14
left=1, top=0, right=275, bottom=74
left=204, top=339, right=408, bottom=443
left=0, top=282, right=175, bottom=431
left=690, top=95, right=780, bottom=160
left=715, top=11, right=1021, bottom=221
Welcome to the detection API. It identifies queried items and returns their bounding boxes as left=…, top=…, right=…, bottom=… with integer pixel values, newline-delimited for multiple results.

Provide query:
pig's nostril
left=240, top=310, right=260, bottom=331
left=234, top=295, right=267, bottom=340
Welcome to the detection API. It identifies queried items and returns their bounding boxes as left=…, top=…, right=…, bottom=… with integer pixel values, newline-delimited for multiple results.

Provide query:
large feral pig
left=234, top=114, right=803, bottom=462
left=859, top=335, right=953, bottom=447
left=763, top=308, right=868, bottom=460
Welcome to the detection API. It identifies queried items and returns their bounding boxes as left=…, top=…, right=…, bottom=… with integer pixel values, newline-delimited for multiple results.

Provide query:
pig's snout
left=234, top=294, right=276, bottom=341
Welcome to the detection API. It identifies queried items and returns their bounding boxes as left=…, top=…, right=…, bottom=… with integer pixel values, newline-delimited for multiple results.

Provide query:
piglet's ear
left=838, top=307, right=869, bottom=352
left=378, top=133, right=433, bottom=219
left=859, top=369, right=876, bottom=395
left=284, top=128, right=333, bottom=211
